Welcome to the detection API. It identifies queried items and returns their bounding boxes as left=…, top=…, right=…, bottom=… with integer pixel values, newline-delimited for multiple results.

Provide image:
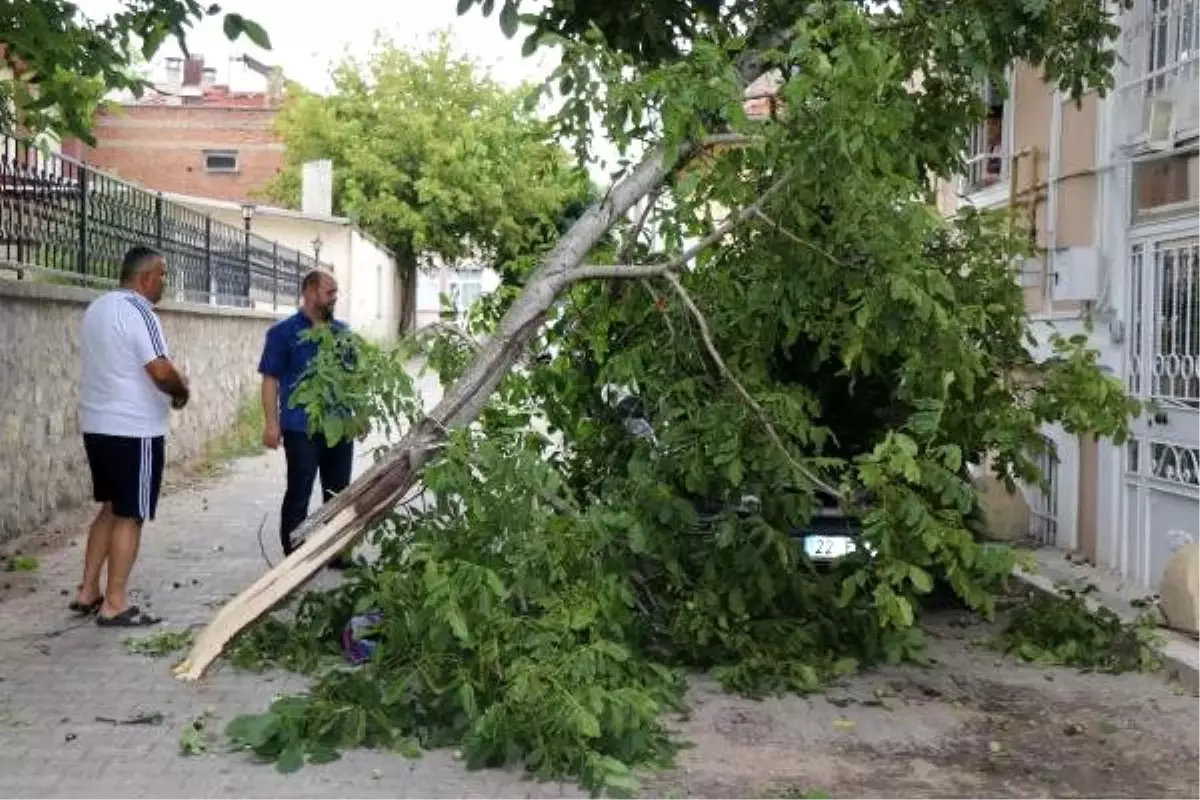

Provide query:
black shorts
left=82, top=433, right=166, bottom=522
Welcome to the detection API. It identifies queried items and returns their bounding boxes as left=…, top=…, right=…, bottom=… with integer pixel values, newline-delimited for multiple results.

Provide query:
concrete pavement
left=0, top=419, right=581, bottom=799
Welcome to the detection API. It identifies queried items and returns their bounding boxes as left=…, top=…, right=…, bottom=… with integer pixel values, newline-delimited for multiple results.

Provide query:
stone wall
left=0, top=280, right=280, bottom=542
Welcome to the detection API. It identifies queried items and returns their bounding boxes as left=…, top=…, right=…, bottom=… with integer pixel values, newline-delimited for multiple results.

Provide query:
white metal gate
left=1029, top=437, right=1061, bottom=546
left=1124, top=231, right=1200, bottom=588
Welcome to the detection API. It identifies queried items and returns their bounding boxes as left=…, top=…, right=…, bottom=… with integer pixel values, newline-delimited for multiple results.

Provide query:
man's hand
left=145, top=358, right=189, bottom=410
left=263, top=422, right=282, bottom=450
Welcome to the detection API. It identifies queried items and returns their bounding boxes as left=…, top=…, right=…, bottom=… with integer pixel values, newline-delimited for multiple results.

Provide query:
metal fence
left=0, top=136, right=321, bottom=309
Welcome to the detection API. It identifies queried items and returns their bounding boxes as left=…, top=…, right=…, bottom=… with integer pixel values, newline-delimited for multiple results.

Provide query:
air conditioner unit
left=1143, top=98, right=1175, bottom=151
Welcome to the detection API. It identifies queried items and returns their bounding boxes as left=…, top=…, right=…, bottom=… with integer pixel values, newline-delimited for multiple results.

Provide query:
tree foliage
left=263, top=34, right=597, bottom=327
left=219, top=0, right=1141, bottom=794
left=0, top=0, right=269, bottom=142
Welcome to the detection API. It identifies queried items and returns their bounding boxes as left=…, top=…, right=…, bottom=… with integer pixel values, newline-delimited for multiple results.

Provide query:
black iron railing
left=0, top=136, right=321, bottom=309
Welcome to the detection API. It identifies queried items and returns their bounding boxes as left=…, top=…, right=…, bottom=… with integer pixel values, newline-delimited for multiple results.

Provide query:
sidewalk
left=0, top=375, right=581, bottom=798
left=1014, top=547, right=1199, bottom=690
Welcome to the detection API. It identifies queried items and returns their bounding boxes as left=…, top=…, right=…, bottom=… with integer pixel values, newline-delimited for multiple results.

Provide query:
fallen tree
left=175, top=0, right=1142, bottom=792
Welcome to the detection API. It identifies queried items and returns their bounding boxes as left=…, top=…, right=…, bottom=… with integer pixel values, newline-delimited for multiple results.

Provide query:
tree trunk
left=174, top=143, right=687, bottom=681
left=397, top=254, right=418, bottom=334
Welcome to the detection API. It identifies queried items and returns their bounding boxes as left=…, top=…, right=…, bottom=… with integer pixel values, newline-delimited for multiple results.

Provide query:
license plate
left=803, top=535, right=858, bottom=560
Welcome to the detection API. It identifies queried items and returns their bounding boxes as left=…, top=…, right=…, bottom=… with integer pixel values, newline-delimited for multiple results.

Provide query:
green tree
left=0, top=0, right=269, bottom=141
left=263, top=33, right=596, bottom=329
left=187, top=1, right=1143, bottom=794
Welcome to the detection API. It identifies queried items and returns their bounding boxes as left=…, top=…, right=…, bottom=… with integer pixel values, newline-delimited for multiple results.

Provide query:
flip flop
left=96, top=606, right=162, bottom=628
left=68, top=598, right=103, bottom=616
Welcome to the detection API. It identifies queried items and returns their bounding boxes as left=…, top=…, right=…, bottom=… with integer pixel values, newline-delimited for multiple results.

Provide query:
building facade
left=167, top=192, right=405, bottom=343
left=78, top=54, right=286, bottom=204
left=942, top=0, right=1198, bottom=593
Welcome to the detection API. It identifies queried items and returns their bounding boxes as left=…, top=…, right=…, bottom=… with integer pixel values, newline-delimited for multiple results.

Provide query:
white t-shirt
left=79, top=290, right=172, bottom=438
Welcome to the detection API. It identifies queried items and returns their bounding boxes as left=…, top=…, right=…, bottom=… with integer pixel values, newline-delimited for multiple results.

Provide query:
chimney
left=266, top=66, right=285, bottom=107
left=182, top=55, right=204, bottom=87
left=164, top=57, right=182, bottom=92
left=201, top=67, right=217, bottom=91
left=301, top=160, right=333, bottom=217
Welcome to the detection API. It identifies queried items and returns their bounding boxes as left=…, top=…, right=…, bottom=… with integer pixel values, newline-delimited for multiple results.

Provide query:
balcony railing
left=0, top=136, right=324, bottom=309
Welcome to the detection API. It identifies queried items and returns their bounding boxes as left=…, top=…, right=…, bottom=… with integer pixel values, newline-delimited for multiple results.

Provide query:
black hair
left=119, top=245, right=164, bottom=283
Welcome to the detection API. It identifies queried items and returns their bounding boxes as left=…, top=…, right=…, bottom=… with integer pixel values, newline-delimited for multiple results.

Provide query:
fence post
left=204, top=216, right=213, bottom=305
left=154, top=192, right=164, bottom=248
left=272, top=242, right=279, bottom=310
left=77, top=166, right=89, bottom=279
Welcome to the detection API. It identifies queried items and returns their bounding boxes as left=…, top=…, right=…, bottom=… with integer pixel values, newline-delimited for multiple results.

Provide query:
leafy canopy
left=222, top=0, right=1141, bottom=796
left=263, top=33, right=595, bottom=279
left=0, top=0, right=269, bottom=142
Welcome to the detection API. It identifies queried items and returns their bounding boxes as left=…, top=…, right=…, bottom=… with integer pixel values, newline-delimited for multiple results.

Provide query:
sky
left=77, top=0, right=559, bottom=92
left=74, top=0, right=628, bottom=181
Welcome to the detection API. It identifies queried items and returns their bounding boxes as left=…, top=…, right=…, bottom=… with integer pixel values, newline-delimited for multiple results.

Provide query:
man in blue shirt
left=257, top=269, right=354, bottom=567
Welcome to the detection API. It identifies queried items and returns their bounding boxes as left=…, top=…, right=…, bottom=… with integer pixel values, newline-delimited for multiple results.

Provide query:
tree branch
left=556, top=169, right=796, bottom=289
left=754, top=209, right=849, bottom=269
left=413, top=321, right=482, bottom=352
left=661, top=271, right=844, bottom=500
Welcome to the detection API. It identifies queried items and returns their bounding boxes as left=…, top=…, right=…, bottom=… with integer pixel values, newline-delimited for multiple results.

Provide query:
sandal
left=68, top=598, right=103, bottom=616
left=96, top=606, right=162, bottom=627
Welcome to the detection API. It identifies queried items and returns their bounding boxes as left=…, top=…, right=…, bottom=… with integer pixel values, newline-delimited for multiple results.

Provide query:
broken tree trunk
left=174, top=144, right=691, bottom=681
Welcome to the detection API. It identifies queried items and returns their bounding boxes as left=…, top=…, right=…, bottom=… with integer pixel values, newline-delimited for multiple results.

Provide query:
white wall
left=414, top=257, right=499, bottom=330
left=170, top=200, right=402, bottom=343
left=348, top=229, right=401, bottom=342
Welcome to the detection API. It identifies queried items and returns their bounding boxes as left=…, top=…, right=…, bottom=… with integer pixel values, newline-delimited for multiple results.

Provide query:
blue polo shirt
left=257, top=311, right=349, bottom=433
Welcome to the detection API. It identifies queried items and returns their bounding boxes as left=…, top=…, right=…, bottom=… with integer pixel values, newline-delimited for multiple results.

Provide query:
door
left=1123, top=230, right=1200, bottom=589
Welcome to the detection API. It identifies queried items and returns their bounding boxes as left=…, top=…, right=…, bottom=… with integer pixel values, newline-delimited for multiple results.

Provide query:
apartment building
left=941, top=0, right=1198, bottom=593
left=78, top=54, right=287, bottom=203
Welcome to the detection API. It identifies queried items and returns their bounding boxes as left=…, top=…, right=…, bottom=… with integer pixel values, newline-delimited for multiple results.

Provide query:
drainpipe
left=1045, top=89, right=1064, bottom=311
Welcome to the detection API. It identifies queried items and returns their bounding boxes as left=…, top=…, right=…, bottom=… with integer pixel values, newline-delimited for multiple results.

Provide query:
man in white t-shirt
left=72, top=245, right=190, bottom=627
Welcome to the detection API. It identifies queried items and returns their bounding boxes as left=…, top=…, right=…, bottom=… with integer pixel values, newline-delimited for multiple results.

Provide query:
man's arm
left=145, top=358, right=190, bottom=409
left=125, top=301, right=189, bottom=409
left=261, top=375, right=281, bottom=448
left=258, top=325, right=286, bottom=449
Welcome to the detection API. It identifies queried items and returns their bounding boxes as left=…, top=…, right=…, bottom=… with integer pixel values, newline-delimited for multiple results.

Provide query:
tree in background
left=263, top=33, right=596, bottom=329
left=0, top=0, right=269, bottom=141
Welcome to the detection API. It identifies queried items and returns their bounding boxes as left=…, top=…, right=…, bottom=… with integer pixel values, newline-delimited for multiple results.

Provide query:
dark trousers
left=280, top=430, right=354, bottom=555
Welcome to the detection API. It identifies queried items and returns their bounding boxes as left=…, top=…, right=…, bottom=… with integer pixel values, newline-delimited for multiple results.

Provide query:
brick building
left=78, top=55, right=287, bottom=203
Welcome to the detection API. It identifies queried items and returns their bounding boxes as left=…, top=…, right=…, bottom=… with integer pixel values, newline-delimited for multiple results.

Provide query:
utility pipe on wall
left=1046, top=89, right=1065, bottom=311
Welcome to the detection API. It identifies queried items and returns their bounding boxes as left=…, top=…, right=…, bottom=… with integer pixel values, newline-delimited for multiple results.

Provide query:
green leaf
left=499, top=2, right=519, bottom=38
left=521, top=32, right=540, bottom=57
left=237, top=18, right=272, bottom=50
left=276, top=742, right=305, bottom=774
left=908, top=566, right=934, bottom=594
left=225, top=713, right=278, bottom=749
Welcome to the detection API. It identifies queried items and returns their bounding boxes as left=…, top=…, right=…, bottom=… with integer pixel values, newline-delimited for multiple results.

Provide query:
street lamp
left=312, top=235, right=323, bottom=265
left=240, top=203, right=255, bottom=301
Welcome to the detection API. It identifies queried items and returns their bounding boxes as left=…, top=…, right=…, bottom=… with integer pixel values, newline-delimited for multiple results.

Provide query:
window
left=448, top=268, right=483, bottom=318
left=416, top=271, right=440, bottom=311
left=1145, top=0, right=1199, bottom=95
left=203, top=150, right=239, bottom=173
left=963, top=79, right=1009, bottom=194
left=1132, top=149, right=1199, bottom=218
